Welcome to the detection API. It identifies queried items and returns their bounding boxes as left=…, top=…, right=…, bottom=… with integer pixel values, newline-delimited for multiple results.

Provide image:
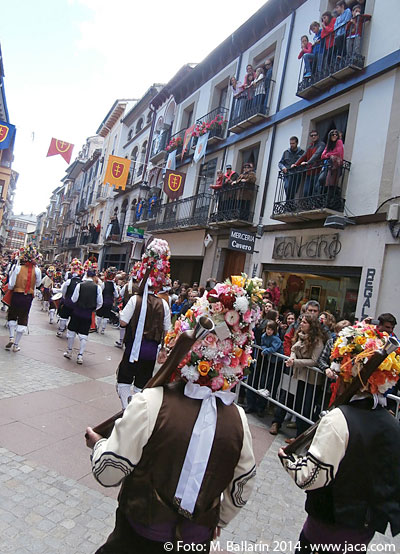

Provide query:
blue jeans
left=303, top=53, right=314, bottom=75
left=303, top=174, right=319, bottom=197
left=284, top=173, right=301, bottom=200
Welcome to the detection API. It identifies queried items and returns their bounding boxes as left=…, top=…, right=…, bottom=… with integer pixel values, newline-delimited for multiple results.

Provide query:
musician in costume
left=5, top=244, right=42, bottom=352
left=56, top=259, right=83, bottom=338
left=63, top=267, right=103, bottom=364
left=115, top=262, right=140, bottom=349
left=85, top=274, right=264, bottom=553
left=115, top=240, right=172, bottom=408
left=278, top=321, right=400, bottom=553
left=96, top=267, right=119, bottom=335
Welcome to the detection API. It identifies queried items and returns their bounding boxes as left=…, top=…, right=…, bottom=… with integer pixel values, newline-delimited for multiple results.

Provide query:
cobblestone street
left=0, top=300, right=398, bottom=553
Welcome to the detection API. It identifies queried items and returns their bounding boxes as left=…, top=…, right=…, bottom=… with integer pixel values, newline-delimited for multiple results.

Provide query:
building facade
left=39, top=0, right=400, bottom=320
left=6, top=213, right=37, bottom=251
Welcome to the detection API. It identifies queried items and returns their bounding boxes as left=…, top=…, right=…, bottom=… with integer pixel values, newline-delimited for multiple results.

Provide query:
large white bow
left=174, top=382, right=236, bottom=515
left=129, top=280, right=149, bottom=363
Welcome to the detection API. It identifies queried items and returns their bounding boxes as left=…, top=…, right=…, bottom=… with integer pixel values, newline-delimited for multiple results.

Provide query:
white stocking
left=119, top=327, right=125, bottom=342
left=49, top=309, right=55, bottom=323
left=58, top=318, right=67, bottom=332
left=14, top=325, right=26, bottom=346
left=78, top=333, right=87, bottom=355
left=101, top=318, right=108, bottom=332
left=8, top=320, right=17, bottom=340
left=66, top=330, right=75, bottom=351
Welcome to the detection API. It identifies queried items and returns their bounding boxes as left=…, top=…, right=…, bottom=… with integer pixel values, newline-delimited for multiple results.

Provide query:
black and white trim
left=230, top=464, right=256, bottom=507
left=92, top=449, right=135, bottom=487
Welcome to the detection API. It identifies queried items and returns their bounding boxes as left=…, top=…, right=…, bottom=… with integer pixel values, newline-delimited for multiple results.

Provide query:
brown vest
left=118, top=381, right=243, bottom=529
left=14, top=264, right=37, bottom=295
left=128, top=293, right=164, bottom=344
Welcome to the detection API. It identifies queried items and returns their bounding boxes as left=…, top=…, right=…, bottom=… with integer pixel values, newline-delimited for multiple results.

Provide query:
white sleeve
left=91, top=387, right=164, bottom=487
left=8, top=264, right=20, bottom=290
left=35, top=268, right=42, bottom=288
left=113, top=283, right=119, bottom=298
left=120, top=295, right=137, bottom=325
left=61, top=279, right=70, bottom=298
left=96, top=285, right=103, bottom=310
left=71, top=283, right=80, bottom=304
left=162, top=299, right=171, bottom=331
left=280, top=408, right=349, bottom=490
left=219, top=405, right=256, bottom=527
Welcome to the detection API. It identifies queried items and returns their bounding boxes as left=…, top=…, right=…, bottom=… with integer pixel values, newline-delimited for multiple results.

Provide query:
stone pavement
left=0, top=299, right=398, bottom=553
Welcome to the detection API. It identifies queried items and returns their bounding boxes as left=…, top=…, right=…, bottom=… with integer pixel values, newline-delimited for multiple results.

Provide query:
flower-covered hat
left=83, top=259, right=98, bottom=274
left=136, top=238, right=171, bottom=290
left=165, top=275, right=264, bottom=392
left=105, top=266, right=117, bottom=280
left=330, top=321, right=400, bottom=398
left=19, top=243, right=41, bottom=265
left=70, top=258, right=83, bottom=275
left=130, top=261, right=141, bottom=280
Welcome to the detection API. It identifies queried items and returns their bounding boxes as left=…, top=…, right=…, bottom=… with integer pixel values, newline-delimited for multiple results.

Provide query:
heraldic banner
left=0, top=120, right=16, bottom=150
left=163, top=169, right=186, bottom=200
left=104, top=155, right=131, bottom=190
left=46, top=138, right=74, bottom=164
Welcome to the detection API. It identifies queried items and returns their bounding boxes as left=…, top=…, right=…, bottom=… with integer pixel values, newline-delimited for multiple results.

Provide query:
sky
left=0, top=0, right=267, bottom=216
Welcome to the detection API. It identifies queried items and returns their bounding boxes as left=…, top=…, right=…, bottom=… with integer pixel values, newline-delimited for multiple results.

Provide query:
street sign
left=126, top=226, right=145, bottom=240
left=228, top=228, right=256, bottom=253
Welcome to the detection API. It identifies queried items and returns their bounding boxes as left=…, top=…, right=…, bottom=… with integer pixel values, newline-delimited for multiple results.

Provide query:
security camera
left=323, top=215, right=355, bottom=230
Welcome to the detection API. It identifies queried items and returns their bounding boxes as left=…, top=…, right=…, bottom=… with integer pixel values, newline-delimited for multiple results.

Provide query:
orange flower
left=198, top=360, right=211, bottom=376
left=234, top=347, right=243, bottom=358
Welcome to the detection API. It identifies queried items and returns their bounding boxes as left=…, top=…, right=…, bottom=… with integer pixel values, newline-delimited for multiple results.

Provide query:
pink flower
left=243, top=310, right=252, bottom=323
left=204, top=333, right=217, bottom=347
left=219, top=338, right=233, bottom=356
left=210, top=302, right=224, bottom=314
left=211, top=375, right=225, bottom=391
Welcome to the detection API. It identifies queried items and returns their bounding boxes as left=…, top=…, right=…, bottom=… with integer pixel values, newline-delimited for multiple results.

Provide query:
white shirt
left=8, top=263, right=42, bottom=290
left=120, top=293, right=171, bottom=331
left=71, top=278, right=103, bottom=310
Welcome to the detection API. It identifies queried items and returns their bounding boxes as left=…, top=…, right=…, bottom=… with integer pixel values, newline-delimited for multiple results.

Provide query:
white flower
left=233, top=296, right=249, bottom=314
left=180, top=365, right=199, bottom=382
left=221, top=366, right=239, bottom=378
left=203, top=346, right=218, bottom=359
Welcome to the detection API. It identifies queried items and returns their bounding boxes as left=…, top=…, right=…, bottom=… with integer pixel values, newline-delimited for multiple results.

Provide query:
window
left=314, top=108, right=349, bottom=144
left=127, top=129, right=133, bottom=141
left=239, top=144, right=260, bottom=171
left=196, top=158, right=218, bottom=194
left=183, top=104, right=195, bottom=129
left=146, top=112, right=152, bottom=125
left=135, top=118, right=144, bottom=134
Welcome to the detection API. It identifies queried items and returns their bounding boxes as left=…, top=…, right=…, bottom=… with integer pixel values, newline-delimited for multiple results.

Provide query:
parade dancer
left=40, top=265, right=55, bottom=312
left=114, top=262, right=140, bottom=349
left=5, top=244, right=42, bottom=352
left=96, top=267, right=119, bottom=335
left=278, top=321, right=400, bottom=553
left=57, top=258, right=83, bottom=338
left=85, top=274, right=264, bottom=553
left=64, top=267, right=102, bottom=364
left=116, top=240, right=171, bottom=408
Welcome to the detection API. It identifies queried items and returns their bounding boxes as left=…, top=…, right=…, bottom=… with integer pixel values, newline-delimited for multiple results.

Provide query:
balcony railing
left=297, top=14, right=371, bottom=99
left=229, top=78, right=274, bottom=133
left=150, top=127, right=172, bottom=162
left=147, top=193, right=211, bottom=232
left=165, top=128, right=188, bottom=159
left=192, top=107, right=229, bottom=147
left=62, top=236, right=78, bottom=247
left=209, top=183, right=259, bottom=225
left=272, top=159, right=351, bottom=222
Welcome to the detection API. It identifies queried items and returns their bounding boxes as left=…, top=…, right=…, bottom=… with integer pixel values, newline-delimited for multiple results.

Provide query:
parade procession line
left=0, top=300, right=398, bottom=552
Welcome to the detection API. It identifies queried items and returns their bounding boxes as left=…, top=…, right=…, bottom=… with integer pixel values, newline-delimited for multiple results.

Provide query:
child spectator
left=334, top=0, right=352, bottom=59
left=298, top=35, right=314, bottom=78
left=261, top=320, right=283, bottom=357
left=259, top=320, right=284, bottom=404
left=266, top=279, right=281, bottom=307
left=346, top=4, right=371, bottom=59
left=309, top=21, right=323, bottom=74
left=243, top=63, right=256, bottom=87
left=321, top=11, right=336, bottom=71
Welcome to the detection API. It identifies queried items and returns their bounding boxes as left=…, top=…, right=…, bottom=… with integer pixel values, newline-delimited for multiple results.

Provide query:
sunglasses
left=331, top=132, right=338, bottom=136
left=310, top=133, right=318, bottom=137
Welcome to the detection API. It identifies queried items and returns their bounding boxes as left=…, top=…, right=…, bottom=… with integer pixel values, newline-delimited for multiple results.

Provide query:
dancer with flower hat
left=278, top=320, right=400, bottom=553
left=40, top=265, right=55, bottom=313
left=96, top=267, right=119, bottom=335
left=56, top=258, right=83, bottom=338
left=114, top=239, right=172, bottom=407
left=5, top=244, right=42, bottom=352
left=114, top=261, right=140, bottom=349
left=85, top=274, right=263, bottom=553
left=63, top=262, right=103, bottom=364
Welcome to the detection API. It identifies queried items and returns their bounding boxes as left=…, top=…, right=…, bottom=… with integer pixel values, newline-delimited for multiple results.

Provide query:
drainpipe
left=143, top=100, right=157, bottom=184
left=258, top=10, right=296, bottom=225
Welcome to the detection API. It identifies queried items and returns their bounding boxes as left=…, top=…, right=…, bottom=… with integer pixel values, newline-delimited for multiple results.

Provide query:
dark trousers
left=295, top=381, right=322, bottom=437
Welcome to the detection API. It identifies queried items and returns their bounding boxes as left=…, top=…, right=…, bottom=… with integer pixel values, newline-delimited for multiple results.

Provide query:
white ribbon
left=174, top=382, right=236, bottom=516
left=129, top=280, right=149, bottom=363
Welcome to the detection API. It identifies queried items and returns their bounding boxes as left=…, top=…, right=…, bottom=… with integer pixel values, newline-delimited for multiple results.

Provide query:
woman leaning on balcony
left=317, top=129, right=344, bottom=204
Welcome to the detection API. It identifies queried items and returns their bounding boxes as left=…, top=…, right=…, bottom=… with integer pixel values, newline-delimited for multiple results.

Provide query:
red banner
left=163, top=170, right=186, bottom=200
left=46, top=138, right=74, bottom=164
left=181, top=124, right=196, bottom=160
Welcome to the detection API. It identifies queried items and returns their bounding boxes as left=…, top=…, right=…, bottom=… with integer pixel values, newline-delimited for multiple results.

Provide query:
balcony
left=96, top=185, right=108, bottom=201
left=150, top=127, right=172, bottom=163
left=147, top=193, right=211, bottom=232
left=63, top=236, right=78, bottom=248
left=228, top=79, right=274, bottom=133
left=192, top=107, right=229, bottom=147
left=296, top=15, right=371, bottom=99
left=208, top=183, right=259, bottom=227
left=272, top=159, right=351, bottom=222
left=165, top=128, right=188, bottom=159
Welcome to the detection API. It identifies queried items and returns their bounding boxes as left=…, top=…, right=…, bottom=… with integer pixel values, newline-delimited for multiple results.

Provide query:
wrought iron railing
left=273, top=159, right=351, bottom=216
left=297, top=14, right=371, bottom=96
left=209, top=183, right=258, bottom=224
left=150, top=127, right=172, bottom=159
left=192, top=107, right=229, bottom=146
left=147, top=193, right=212, bottom=232
left=229, top=77, right=274, bottom=129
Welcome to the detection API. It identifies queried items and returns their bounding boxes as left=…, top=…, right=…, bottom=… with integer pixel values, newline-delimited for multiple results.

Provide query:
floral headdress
left=105, top=266, right=117, bottom=280
left=136, top=238, right=171, bottom=290
left=70, top=258, right=83, bottom=275
left=19, top=243, right=41, bottom=265
left=130, top=261, right=141, bottom=280
left=330, top=321, right=400, bottom=397
left=165, top=275, right=264, bottom=392
left=83, top=259, right=98, bottom=274
left=47, top=265, right=55, bottom=274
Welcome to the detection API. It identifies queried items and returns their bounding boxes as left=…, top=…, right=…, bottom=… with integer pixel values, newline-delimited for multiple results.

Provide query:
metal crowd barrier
left=237, top=347, right=330, bottom=425
left=387, top=394, right=400, bottom=421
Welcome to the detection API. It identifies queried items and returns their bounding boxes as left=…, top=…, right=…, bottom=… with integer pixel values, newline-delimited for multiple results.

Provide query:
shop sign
left=361, top=268, right=376, bottom=319
left=228, top=228, right=256, bottom=253
left=272, top=233, right=341, bottom=260
left=126, top=226, right=144, bottom=240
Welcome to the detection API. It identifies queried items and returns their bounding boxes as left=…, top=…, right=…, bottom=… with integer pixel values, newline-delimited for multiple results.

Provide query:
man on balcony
left=291, top=131, right=325, bottom=197
left=278, top=137, right=304, bottom=201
